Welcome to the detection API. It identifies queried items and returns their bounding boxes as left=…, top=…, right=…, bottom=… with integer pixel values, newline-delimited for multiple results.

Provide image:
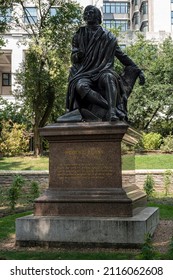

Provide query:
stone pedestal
left=16, top=207, right=159, bottom=247
left=35, top=121, right=147, bottom=217
left=16, top=121, right=159, bottom=247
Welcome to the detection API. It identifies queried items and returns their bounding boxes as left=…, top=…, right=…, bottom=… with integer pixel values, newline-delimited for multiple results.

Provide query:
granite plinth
left=16, top=207, right=159, bottom=247
left=35, top=121, right=147, bottom=217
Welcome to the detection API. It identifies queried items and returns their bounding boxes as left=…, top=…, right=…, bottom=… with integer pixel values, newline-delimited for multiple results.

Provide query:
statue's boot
left=85, top=90, right=109, bottom=110
left=99, top=73, right=119, bottom=122
left=106, top=85, right=119, bottom=122
left=109, top=108, right=119, bottom=121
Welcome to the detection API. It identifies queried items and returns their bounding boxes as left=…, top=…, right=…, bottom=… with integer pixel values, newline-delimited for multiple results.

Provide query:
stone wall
left=0, top=170, right=49, bottom=188
left=122, top=169, right=173, bottom=193
left=0, top=169, right=173, bottom=193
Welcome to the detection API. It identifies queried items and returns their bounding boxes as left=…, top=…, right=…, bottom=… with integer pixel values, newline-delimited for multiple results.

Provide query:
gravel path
left=152, top=220, right=173, bottom=253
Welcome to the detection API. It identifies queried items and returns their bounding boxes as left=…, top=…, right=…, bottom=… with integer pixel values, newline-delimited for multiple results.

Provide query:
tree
left=0, top=0, right=10, bottom=46
left=0, top=97, right=30, bottom=131
left=9, top=0, right=82, bottom=156
left=125, top=34, right=173, bottom=135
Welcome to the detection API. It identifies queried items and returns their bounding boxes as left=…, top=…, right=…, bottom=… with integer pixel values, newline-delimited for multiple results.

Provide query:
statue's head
left=83, top=5, right=102, bottom=25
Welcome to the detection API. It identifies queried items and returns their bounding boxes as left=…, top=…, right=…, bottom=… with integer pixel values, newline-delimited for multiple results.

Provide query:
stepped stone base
left=16, top=122, right=159, bottom=247
left=16, top=207, right=159, bottom=247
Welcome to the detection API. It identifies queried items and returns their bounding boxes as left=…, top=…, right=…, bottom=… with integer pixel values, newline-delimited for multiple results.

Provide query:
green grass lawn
left=135, top=154, right=173, bottom=170
left=0, top=156, right=49, bottom=170
left=0, top=154, right=173, bottom=171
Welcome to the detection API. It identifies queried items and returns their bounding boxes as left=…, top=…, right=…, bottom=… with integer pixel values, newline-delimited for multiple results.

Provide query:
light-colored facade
left=76, top=0, right=102, bottom=9
left=1, top=0, right=173, bottom=101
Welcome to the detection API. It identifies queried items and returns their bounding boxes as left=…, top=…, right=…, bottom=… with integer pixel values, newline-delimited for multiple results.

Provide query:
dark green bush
left=144, top=174, right=155, bottom=199
left=140, top=233, right=157, bottom=260
left=8, top=175, right=25, bottom=210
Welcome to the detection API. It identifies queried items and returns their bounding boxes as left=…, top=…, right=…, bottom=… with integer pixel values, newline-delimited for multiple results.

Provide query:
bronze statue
left=58, top=5, right=145, bottom=122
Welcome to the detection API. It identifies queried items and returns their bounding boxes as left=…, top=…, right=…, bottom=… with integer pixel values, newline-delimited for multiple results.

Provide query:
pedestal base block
left=34, top=187, right=147, bottom=217
left=16, top=207, right=159, bottom=247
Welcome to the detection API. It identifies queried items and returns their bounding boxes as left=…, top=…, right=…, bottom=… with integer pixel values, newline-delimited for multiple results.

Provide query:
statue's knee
left=99, top=73, right=115, bottom=86
left=104, top=73, right=114, bottom=81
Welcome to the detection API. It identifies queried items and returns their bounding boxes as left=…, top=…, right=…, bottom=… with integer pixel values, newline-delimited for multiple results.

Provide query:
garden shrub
left=164, top=170, right=172, bottom=196
left=28, top=181, right=40, bottom=202
left=0, top=187, right=8, bottom=207
left=6, top=177, right=40, bottom=209
left=160, top=134, right=173, bottom=152
left=140, top=233, right=156, bottom=260
left=144, top=174, right=155, bottom=199
left=142, top=132, right=162, bottom=150
left=8, top=175, right=25, bottom=210
left=134, top=137, right=144, bottom=152
left=0, top=120, right=30, bottom=156
left=121, top=142, right=131, bottom=154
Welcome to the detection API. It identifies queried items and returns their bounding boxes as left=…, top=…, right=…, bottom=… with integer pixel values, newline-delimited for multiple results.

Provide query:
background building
left=1, top=0, right=173, bottom=101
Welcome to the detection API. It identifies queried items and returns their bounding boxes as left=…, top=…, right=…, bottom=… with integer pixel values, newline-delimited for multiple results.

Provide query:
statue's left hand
left=139, top=71, right=145, bottom=85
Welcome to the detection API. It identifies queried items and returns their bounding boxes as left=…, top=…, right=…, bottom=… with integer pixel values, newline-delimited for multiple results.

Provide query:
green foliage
left=160, top=134, right=173, bottom=152
left=8, top=175, right=25, bottom=210
left=0, top=97, right=30, bottom=130
left=0, top=211, right=32, bottom=240
left=164, top=170, right=172, bottom=196
left=0, top=177, right=41, bottom=208
left=29, top=181, right=40, bottom=200
left=147, top=202, right=173, bottom=220
left=0, top=4, right=9, bottom=45
left=121, top=142, right=131, bottom=154
left=140, top=233, right=156, bottom=260
left=0, top=186, right=8, bottom=207
left=13, top=1, right=83, bottom=155
left=142, top=132, right=162, bottom=150
left=144, top=174, right=155, bottom=199
left=126, top=35, right=173, bottom=134
left=0, top=120, right=29, bottom=156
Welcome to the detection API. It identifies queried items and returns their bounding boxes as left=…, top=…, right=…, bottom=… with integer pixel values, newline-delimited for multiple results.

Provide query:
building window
left=103, top=19, right=129, bottom=31
left=24, top=7, right=37, bottom=24
left=140, top=21, right=148, bottom=32
left=115, top=20, right=129, bottom=31
left=0, top=8, right=11, bottom=23
left=133, top=13, right=139, bottom=25
left=2, top=73, right=11, bottom=86
left=171, top=11, right=173, bottom=24
left=103, top=2, right=129, bottom=14
left=103, top=20, right=116, bottom=29
left=140, top=2, right=148, bottom=15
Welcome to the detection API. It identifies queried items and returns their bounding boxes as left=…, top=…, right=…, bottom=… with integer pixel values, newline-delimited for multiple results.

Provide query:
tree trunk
left=33, top=122, right=41, bottom=157
left=144, top=106, right=160, bottom=130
